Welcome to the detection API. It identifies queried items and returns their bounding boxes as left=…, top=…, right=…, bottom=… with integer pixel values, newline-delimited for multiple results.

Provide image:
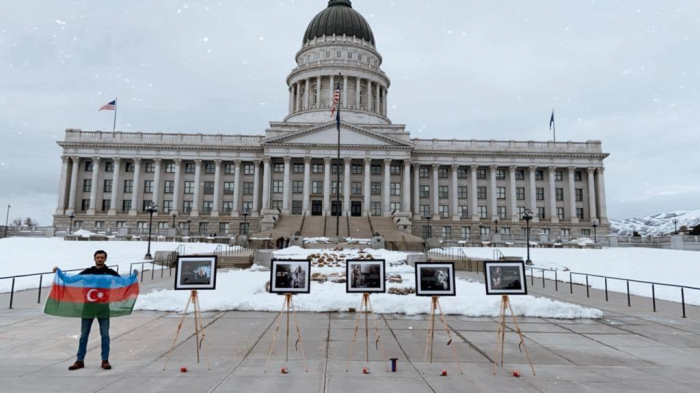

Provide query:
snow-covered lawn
left=450, top=247, right=700, bottom=306
left=0, top=237, right=219, bottom=292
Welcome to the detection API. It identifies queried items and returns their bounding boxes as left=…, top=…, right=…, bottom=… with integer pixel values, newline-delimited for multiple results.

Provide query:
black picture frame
left=346, top=259, right=386, bottom=293
left=483, top=261, right=528, bottom=295
left=270, top=259, right=311, bottom=294
left=415, top=262, right=456, bottom=297
left=174, top=255, right=218, bottom=290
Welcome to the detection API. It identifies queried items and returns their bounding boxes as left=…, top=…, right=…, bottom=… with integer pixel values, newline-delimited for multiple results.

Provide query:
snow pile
left=610, top=209, right=700, bottom=236
left=570, top=237, right=594, bottom=246
left=73, top=229, right=98, bottom=238
left=304, top=237, right=330, bottom=244
left=304, top=237, right=372, bottom=244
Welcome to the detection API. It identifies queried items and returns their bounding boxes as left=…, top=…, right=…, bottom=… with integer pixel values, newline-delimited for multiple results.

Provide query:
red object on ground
left=513, top=371, right=521, bottom=378
left=180, top=367, right=187, bottom=373
left=363, top=367, right=370, bottom=374
left=281, top=367, right=289, bottom=374
left=441, top=370, right=447, bottom=376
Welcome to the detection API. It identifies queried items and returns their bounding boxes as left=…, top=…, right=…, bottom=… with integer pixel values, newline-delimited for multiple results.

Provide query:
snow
left=0, top=238, right=219, bottom=293
left=611, top=209, right=700, bottom=236
left=303, top=237, right=372, bottom=244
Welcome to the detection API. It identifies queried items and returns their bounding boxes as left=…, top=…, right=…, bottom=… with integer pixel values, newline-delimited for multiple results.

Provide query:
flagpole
left=336, top=73, right=342, bottom=238
left=113, top=97, right=118, bottom=132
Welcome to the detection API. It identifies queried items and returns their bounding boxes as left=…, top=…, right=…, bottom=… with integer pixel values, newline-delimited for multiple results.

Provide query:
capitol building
left=53, top=0, right=610, bottom=243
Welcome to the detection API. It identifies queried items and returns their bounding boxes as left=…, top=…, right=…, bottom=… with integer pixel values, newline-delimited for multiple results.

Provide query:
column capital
left=413, top=162, right=421, bottom=168
left=133, top=157, right=142, bottom=163
left=304, top=156, right=312, bottom=164
left=489, top=164, right=498, bottom=170
left=587, top=167, right=595, bottom=173
left=324, top=157, right=332, bottom=164
left=451, top=163, right=458, bottom=170
left=549, top=166, right=557, bottom=172
left=173, top=158, right=181, bottom=163
left=431, top=163, right=439, bottom=169
left=194, top=159, right=202, bottom=164
left=71, top=156, right=80, bottom=163
left=61, top=156, right=69, bottom=163
left=344, top=157, right=352, bottom=164
left=598, top=167, right=605, bottom=174
left=405, top=160, right=412, bottom=167
left=214, top=159, right=222, bottom=165
left=153, top=157, right=162, bottom=163
left=234, top=159, right=242, bottom=165
left=509, top=165, right=517, bottom=171
left=254, top=159, right=262, bottom=165
left=568, top=166, right=576, bottom=172
left=283, top=156, right=292, bottom=163
left=263, top=156, right=271, bottom=164
left=384, top=158, right=392, bottom=165
left=92, top=156, right=101, bottom=162
left=470, top=164, right=479, bottom=170
left=364, top=157, right=372, bottom=164
left=528, top=165, right=537, bottom=171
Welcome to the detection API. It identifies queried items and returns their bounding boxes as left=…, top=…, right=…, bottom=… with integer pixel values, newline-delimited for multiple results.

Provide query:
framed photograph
left=175, top=255, right=217, bottom=290
left=270, top=259, right=311, bottom=294
left=415, top=262, right=456, bottom=297
left=484, top=261, right=527, bottom=295
left=346, top=259, right=386, bottom=293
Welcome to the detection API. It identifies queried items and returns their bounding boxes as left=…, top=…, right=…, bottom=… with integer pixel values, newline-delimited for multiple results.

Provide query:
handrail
left=493, top=249, right=505, bottom=261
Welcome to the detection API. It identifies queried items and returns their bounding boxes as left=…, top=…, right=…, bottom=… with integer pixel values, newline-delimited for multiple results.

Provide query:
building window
left=162, top=200, right=173, bottom=213
left=459, top=205, right=469, bottom=218
left=242, top=201, right=252, bottom=213
left=223, top=202, right=233, bottom=213
left=293, top=163, right=304, bottom=173
left=372, top=182, right=382, bottom=195
left=184, top=181, right=194, bottom=194
left=535, top=170, right=544, bottom=181
left=497, top=187, right=506, bottom=200
left=419, top=185, right=429, bottom=198
left=371, top=202, right=382, bottom=216
left=244, top=164, right=254, bottom=175
left=438, top=186, right=448, bottom=199
left=496, top=169, right=506, bottom=180
left=497, top=206, right=507, bottom=219
left=561, top=228, right=570, bottom=238
left=458, top=186, right=468, bottom=199
left=516, top=187, right=525, bottom=200
left=243, top=182, right=253, bottom=195
left=332, top=181, right=343, bottom=195
left=478, top=206, right=488, bottom=218
left=83, top=179, right=92, bottom=192
left=84, top=161, right=93, bottom=172
left=293, top=181, right=303, bottom=194
left=102, top=200, right=111, bottom=212
left=165, top=162, right=175, bottom=173
left=313, top=164, right=324, bottom=174
left=292, top=201, right=303, bottom=215
left=221, top=182, right=233, bottom=195
left=142, top=200, right=153, bottom=212
left=124, top=180, right=133, bottom=193
left=274, top=163, right=284, bottom=173
left=439, top=205, right=449, bottom=218
left=576, top=208, right=585, bottom=219
left=390, top=202, right=401, bottom=213
left=391, top=183, right=402, bottom=196
left=518, top=206, right=526, bottom=217
left=537, top=207, right=546, bottom=219
left=224, top=164, right=234, bottom=174
left=352, top=182, right=362, bottom=195
left=419, top=166, right=429, bottom=178
left=105, top=161, right=114, bottom=173
left=202, top=201, right=213, bottom=213
left=182, top=201, right=192, bottom=213
left=441, top=226, right=451, bottom=238
left=80, top=199, right=90, bottom=211
left=116, top=221, right=125, bottom=228
left=144, top=180, right=153, bottom=194
left=204, top=163, right=215, bottom=174
left=556, top=188, right=564, bottom=201
left=557, top=207, right=565, bottom=220
left=391, top=165, right=402, bottom=176
left=461, top=227, right=471, bottom=239
left=555, top=170, right=564, bottom=181
left=515, top=170, right=525, bottom=180
left=501, top=227, right=511, bottom=235
left=575, top=189, right=584, bottom=202
left=477, top=186, right=487, bottom=200
left=477, top=168, right=487, bottom=179
left=422, top=225, right=432, bottom=239
left=332, top=164, right=343, bottom=175
left=457, top=167, right=468, bottom=179
left=536, top=188, right=545, bottom=201
left=480, top=226, right=491, bottom=236
left=581, top=228, right=591, bottom=237
left=312, top=181, right=323, bottom=194
left=273, top=181, right=283, bottom=194
left=438, top=167, right=448, bottom=179
left=574, top=171, right=583, bottom=181
left=352, top=164, right=362, bottom=174
left=218, top=222, right=230, bottom=235
left=145, top=162, right=155, bottom=173
left=125, top=162, right=134, bottom=173
left=184, top=163, right=195, bottom=174
left=122, top=200, right=132, bottom=212
left=419, top=205, right=430, bottom=217
left=161, top=181, right=174, bottom=194
left=542, top=228, right=551, bottom=236
left=203, top=181, right=214, bottom=195
left=371, top=164, right=381, bottom=175
left=198, top=222, right=208, bottom=235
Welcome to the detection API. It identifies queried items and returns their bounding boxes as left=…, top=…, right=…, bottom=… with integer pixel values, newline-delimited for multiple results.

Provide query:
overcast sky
left=1, top=0, right=698, bottom=225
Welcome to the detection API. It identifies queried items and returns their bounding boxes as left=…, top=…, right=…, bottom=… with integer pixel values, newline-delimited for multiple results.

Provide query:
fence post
left=9, top=278, right=15, bottom=309
left=651, top=284, right=656, bottom=312
left=531, top=269, right=534, bottom=286
left=569, top=273, right=573, bottom=294
left=586, top=275, right=590, bottom=298
left=681, top=288, right=686, bottom=318
left=542, top=270, right=545, bottom=288
left=140, top=263, right=145, bottom=282
left=605, top=278, right=608, bottom=302
left=554, top=270, right=558, bottom=292
left=626, top=281, right=631, bottom=307
left=151, top=262, right=155, bottom=280
left=37, top=275, right=43, bottom=304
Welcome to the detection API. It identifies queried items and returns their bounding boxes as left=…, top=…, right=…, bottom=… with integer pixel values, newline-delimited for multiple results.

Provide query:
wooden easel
left=265, top=293, right=308, bottom=373
left=493, top=295, right=535, bottom=376
left=163, top=290, right=210, bottom=371
left=345, top=293, right=388, bottom=373
left=422, top=296, right=463, bottom=375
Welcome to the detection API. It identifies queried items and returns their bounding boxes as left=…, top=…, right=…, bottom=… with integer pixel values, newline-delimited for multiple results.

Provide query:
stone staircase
left=301, top=215, right=326, bottom=237
left=348, top=215, right=373, bottom=238
left=217, top=253, right=254, bottom=269
left=370, top=216, right=423, bottom=243
left=253, top=214, right=303, bottom=240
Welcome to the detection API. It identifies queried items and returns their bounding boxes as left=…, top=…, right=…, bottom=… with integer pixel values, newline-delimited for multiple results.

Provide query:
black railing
left=1, top=264, right=119, bottom=309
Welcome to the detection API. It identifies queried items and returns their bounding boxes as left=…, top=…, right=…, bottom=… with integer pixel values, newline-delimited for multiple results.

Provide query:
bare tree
left=24, top=217, right=38, bottom=229
left=11, top=217, right=22, bottom=228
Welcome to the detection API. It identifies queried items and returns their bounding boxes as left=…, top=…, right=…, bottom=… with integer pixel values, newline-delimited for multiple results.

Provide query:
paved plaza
left=0, top=271, right=698, bottom=393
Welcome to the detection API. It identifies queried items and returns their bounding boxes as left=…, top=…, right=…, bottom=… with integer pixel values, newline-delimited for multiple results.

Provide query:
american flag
left=330, top=82, right=340, bottom=118
left=99, top=99, right=116, bottom=111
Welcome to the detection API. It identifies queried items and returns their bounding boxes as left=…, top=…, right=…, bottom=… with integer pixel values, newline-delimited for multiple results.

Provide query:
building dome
left=303, top=0, right=375, bottom=46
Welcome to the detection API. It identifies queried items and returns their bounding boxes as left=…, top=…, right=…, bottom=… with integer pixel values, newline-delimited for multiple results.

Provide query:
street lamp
left=423, top=213, right=432, bottom=239
left=186, top=218, right=192, bottom=235
left=241, top=208, right=250, bottom=236
left=522, top=209, right=534, bottom=265
left=69, top=212, right=76, bottom=235
left=493, top=218, right=499, bottom=234
left=3, top=204, right=9, bottom=238
left=673, top=219, right=678, bottom=235
left=591, top=220, right=598, bottom=243
left=171, top=212, right=177, bottom=229
left=144, top=203, right=158, bottom=260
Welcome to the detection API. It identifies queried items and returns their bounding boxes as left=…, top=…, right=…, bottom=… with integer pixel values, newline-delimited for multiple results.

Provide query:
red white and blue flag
left=99, top=99, right=117, bottom=111
left=330, top=82, right=340, bottom=119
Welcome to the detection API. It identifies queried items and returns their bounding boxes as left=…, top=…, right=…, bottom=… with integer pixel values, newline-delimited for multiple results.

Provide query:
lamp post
left=673, top=219, right=678, bottom=235
left=522, top=209, right=534, bottom=265
left=493, top=218, right=499, bottom=234
left=171, top=212, right=177, bottom=229
left=3, top=204, right=9, bottom=238
left=144, top=203, right=158, bottom=260
left=241, top=209, right=250, bottom=236
left=423, top=213, right=432, bottom=239
left=186, top=218, right=192, bottom=235
left=591, top=220, right=598, bottom=243
left=69, top=212, right=75, bottom=235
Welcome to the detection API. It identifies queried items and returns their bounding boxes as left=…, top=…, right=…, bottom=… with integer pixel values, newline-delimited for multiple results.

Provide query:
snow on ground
left=136, top=246, right=602, bottom=319
left=451, top=247, right=700, bottom=306
left=0, top=237, right=219, bottom=292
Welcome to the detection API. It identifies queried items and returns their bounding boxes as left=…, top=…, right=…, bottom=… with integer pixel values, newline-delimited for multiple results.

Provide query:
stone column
left=509, top=166, right=518, bottom=222
left=384, top=89, right=388, bottom=116
left=171, top=159, right=181, bottom=216
left=56, top=156, right=69, bottom=215
left=343, top=158, right=351, bottom=214
left=432, top=164, right=440, bottom=219
left=128, top=158, right=142, bottom=216
left=355, top=77, right=361, bottom=109
left=529, top=166, right=538, bottom=223
left=329, top=75, right=335, bottom=106
left=108, top=158, right=121, bottom=216
left=288, top=86, right=294, bottom=114
left=152, top=159, right=162, bottom=215
left=211, top=159, right=221, bottom=217
left=489, top=165, right=497, bottom=221
left=323, top=157, right=331, bottom=215
left=384, top=159, right=392, bottom=216
left=260, top=158, right=269, bottom=213
left=470, top=165, right=478, bottom=221
left=282, top=157, right=291, bottom=214
left=295, top=82, right=301, bottom=112
left=413, top=163, right=420, bottom=218
left=596, top=167, right=608, bottom=223
left=567, top=167, right=578, bottom=223
left=304, top=78, right=310, bottom=110
left=451, top=164, right=459, bottom=221
left=376, top=83, right=381, bottom=114
left=316, top=76, right=321, bottom=108
left=367, top=80, right=373, bottom=112
left=587, top=167, right=597, bottom=221
left=403, top=160, right=412, bottom=214
left=232, top=160, right=242, bottom=217
left=66, top=156, right=80, bottom=215
left=302, top=157, right=311, bottom=214
left=87, top=157, right=100, bottom=215
left=343, top=75, right=348, bottom=108
left=548, top=166, right=558, bottom=223
left=364, top=158, right=372, bottom=214
left=190, top=159, right=201, bottom=217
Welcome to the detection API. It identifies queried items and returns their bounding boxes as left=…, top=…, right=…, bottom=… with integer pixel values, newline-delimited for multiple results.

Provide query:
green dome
left=303, top=1, right=375, bottom=46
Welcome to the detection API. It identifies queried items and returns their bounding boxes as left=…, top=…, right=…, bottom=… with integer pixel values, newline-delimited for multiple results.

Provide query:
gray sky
left=1, top=0, right=698, bottom=225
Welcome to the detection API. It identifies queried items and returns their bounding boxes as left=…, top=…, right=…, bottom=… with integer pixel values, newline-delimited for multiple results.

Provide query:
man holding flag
left=49, top=250, right=139, bottom=371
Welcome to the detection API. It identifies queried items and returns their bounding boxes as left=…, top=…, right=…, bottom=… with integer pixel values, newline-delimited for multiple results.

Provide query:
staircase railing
left=346, top=212, right=351, bottom=237
left=493, top=249, right=505, bottom=261
left=299, top=211, right=307, bottom=234
left=367, top=211, right=375, bottom=236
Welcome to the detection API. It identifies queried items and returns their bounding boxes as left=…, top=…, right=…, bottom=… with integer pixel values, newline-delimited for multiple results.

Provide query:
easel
left=422, top=296, right=463, bottom=375
left=265, top=293, right=308, bottom=373
left=493, top=295, right=535, bottom=376
left=163, top=290, right=210, bottom=371
left=345, top=293, right=388, bottom=373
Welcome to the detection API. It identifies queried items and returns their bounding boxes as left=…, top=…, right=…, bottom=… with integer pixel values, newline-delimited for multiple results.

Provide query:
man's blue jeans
left=77, top=318, right=110, bottom=361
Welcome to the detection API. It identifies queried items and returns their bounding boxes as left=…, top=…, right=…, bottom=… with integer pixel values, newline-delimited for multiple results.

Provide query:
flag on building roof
left=99, top=99, right=117, bottom=111
left=549, top=110, right=555, bottom=130
left=44, top=269, right=139, bottom=318
left=330, top=81, right=340, bottom=119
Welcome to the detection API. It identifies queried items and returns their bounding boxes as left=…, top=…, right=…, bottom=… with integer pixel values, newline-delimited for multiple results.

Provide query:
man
left=53, top=250, right=120, bottom=371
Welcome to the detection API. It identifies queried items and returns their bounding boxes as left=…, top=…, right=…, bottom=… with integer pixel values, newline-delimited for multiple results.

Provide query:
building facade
left=53, top=0, right=610, bottom=240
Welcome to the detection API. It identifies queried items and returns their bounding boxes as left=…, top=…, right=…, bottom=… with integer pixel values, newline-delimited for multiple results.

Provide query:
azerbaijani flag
left=44, top=269, right=139, bottom=318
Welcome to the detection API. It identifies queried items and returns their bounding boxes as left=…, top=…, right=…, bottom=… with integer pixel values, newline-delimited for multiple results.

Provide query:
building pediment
left=262, top=121, right=412, bottom=148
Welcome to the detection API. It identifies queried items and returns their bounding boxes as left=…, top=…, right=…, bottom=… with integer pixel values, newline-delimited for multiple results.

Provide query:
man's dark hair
left=94, top=250, right=108, bottom=258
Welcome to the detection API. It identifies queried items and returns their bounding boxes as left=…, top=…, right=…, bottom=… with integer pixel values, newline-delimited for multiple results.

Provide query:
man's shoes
left=68, top=361, right=85, bottom=371
left=101, top=360, right=112, bottom=370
